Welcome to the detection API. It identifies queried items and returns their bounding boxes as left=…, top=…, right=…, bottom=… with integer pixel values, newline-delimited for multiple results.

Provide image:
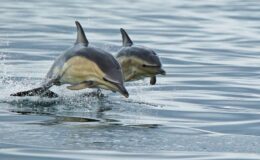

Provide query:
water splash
left=0, top=35, right=9, bottom=85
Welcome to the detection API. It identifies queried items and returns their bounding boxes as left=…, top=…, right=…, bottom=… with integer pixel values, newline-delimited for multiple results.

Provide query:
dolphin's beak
left=158, top=68, right=166, bottom=75
left=116, top=84, right=129, bottom=98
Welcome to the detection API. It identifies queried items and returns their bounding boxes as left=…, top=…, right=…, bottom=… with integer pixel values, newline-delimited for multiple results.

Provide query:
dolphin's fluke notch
left=120, top=28, right=133, bottom=47
left=10, top=87, right=58, bottom=98
left=75, top=21, right=89, bottom=45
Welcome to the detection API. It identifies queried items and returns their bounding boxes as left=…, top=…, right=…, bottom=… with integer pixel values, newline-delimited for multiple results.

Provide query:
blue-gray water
left=1, top=0, right=260, bottom=159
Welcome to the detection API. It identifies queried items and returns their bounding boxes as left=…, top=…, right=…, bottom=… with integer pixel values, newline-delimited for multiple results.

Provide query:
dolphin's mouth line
left=103, top=77, right=129, bottom=98
left=103, top=77, right=120, bottom=85
left=142, top=64, right=166, bottom=76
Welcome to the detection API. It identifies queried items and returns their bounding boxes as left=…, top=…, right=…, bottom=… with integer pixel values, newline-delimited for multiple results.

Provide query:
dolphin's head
left=81, top=48, right=129, bottom=98
left=89, top=47, right=129, bottom=98
left=117, top=46, right=166, bottom=84
left=102, top=66, right=129, bottom=98
left=117, top=28, right=166, bottom=85
left=132, top=47, right=166, bottom=77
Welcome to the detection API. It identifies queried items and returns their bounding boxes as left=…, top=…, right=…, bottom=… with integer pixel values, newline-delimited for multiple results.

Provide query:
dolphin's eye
left=142, top=64, right=160, bottom=68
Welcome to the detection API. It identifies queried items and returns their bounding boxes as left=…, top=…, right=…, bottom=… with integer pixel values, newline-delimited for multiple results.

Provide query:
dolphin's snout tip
left=121, top=88, right=129, bottom=98
left=117, top=84, right=129, bottom=98
left=159, top=68, right=166, bottom=75
left=123, top=91, right=129, bottom=98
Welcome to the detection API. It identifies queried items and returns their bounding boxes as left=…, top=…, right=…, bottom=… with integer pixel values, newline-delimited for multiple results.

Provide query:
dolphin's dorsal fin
left=120, top=28, right=133, bottom=47
left=75, top=21, right=89, bottom=46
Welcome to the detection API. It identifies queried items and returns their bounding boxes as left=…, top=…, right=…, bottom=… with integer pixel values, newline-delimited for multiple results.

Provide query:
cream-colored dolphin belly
left=117, top=56, right=145, bottom=81
left=56, top=56, right=118, bottom=91
left=59, top=56, right=105, bottom=84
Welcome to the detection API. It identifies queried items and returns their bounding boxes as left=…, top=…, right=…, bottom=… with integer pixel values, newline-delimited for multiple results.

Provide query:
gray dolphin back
left=120, top=28, right=133, bottom=47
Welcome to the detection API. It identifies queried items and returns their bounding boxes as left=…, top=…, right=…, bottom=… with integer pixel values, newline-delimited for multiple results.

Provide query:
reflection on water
left=1, top=0, right=260, bottom=159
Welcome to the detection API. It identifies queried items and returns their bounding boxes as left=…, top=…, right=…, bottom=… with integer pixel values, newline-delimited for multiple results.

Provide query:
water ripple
left=1, top=0, right=260, bottom=159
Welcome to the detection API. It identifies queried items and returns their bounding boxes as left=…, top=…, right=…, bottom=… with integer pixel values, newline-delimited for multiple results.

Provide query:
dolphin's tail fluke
left=10, top=87, right=58, bottom=98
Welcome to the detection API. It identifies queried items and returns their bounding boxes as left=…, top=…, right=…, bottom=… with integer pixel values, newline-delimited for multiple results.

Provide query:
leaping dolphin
left=11, top=21, right=129, bottom=98
left=116, top=28, right=166, bottom=85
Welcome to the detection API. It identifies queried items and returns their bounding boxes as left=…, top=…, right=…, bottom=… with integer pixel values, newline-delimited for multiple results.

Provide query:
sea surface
left=1, top=0, right=260, bottom=159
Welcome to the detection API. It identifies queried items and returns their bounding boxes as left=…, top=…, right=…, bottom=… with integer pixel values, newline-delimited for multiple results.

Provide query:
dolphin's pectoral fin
left=150, top=76, right=156, bottom=85
left=67, top=81, right=95, bottom=90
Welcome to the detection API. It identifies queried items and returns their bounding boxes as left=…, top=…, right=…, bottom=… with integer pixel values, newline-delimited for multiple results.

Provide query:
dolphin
left=11, top=21, right=129, bottom=98
left=116, top=28, right=166, bottom=85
